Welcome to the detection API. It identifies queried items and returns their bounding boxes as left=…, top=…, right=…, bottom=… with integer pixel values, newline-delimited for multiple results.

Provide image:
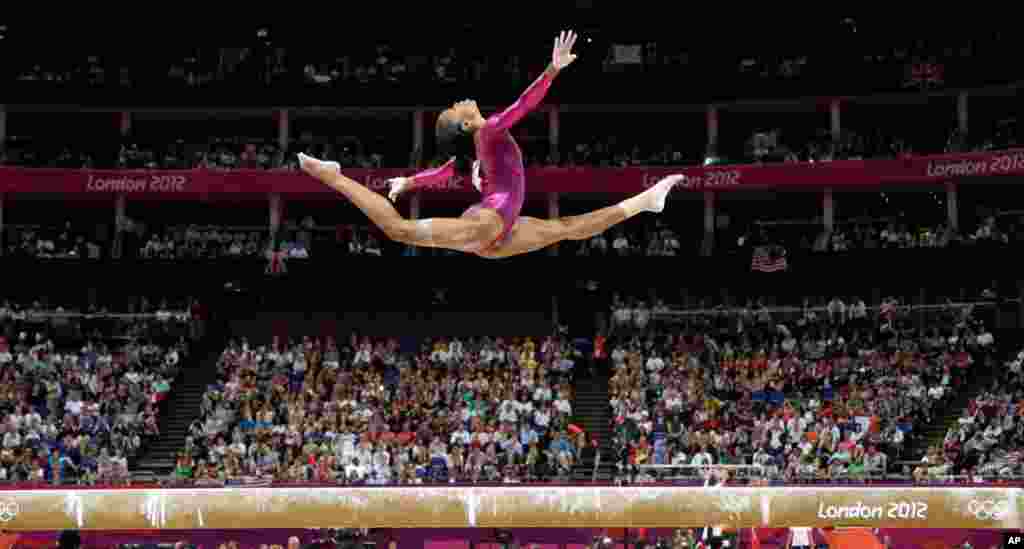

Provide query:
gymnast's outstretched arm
left=386, top=31, right=578, bottom=202
left=484, top=30, right=577, bottom=133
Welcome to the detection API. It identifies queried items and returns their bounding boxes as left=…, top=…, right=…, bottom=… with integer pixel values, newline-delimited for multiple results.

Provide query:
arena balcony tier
left=1, top=76, right=1021, bottom=266
left=4, top=148, right=1024, bottom=262
left=0, top=17, right=1021, bottom=105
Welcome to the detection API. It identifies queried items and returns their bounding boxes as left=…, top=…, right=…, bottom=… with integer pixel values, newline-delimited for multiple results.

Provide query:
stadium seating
left=605, top=295, right=998, bottom=483
left=939, top=346, right=1024, bottom=479
left=183, top=335, right=582, bottom=484
left=0, top=301, right=190, bottom=485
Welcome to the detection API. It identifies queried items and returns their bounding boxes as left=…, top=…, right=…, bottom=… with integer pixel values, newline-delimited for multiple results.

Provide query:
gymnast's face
left=441, top=99, right=485, bottom=133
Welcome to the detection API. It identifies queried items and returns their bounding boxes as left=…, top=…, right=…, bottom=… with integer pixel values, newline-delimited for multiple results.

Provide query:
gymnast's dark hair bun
left=436, top=118, right=474, bottom=176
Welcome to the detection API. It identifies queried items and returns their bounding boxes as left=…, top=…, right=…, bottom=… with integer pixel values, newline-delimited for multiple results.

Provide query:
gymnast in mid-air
left=298, top=30, right=683, bottom=258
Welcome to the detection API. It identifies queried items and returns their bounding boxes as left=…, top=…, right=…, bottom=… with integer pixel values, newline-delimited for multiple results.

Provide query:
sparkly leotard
left=410, top=70, right=556, bottom=252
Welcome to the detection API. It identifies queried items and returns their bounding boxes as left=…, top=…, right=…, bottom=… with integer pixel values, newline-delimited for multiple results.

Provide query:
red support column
left=113, top=195, right=127, bottom=259
left=278, top=109, right=289, bottom=151
left=946, top=181, right=959, bottom=232
left=830, top=99, right=841, bottom=143
left=0, top=192, right=5, bottom=258
left=119, top=112, right=131, bottom=137
left=957, top=92, right=969, bottom=136
left=823, top=188, right=834, bottom=232
left=412, top=110, right=424, bottom=167
left=706, top=105, right=718, bottom=155
left=549, top=106, right=560, bottom=163
left=269, top=193, right=282, bottom=240
left=703, top=191, right=715, bottom=256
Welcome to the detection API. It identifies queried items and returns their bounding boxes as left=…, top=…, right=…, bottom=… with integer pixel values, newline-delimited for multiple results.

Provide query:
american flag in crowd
left=879, top=300, right=897, bottom=321
left=751, top=245, right=788, bottom=272
left=904, top=62, right=945, bottom=88
left=226, top=476, right=273, bottom=487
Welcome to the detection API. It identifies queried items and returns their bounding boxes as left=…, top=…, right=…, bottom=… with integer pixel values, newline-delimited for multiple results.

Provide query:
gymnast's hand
left=387, top=177, right=410, bottom=203
left=471, top=160, right=483, bottom=193
left=551, top=30, right=578, bottom=72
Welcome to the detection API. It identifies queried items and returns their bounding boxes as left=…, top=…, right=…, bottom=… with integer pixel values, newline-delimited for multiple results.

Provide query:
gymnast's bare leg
left=298, top=153, right=503, bottom=252
left=477, top=175, right=684, bottom=258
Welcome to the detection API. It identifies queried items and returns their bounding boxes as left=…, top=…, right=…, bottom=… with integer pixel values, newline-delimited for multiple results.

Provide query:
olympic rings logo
left=0, top=500, right=19, bottom=522
left=967, top=500, right=1009, bottom=520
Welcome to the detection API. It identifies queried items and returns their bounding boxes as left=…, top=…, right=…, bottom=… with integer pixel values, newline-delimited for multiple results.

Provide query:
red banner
left=1, top=149, right=1023, bottom=200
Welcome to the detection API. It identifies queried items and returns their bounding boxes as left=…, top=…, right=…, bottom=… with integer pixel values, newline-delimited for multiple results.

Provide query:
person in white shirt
left=849, top=297, right=867, bottom=322
left=612, top=305, right=632, bottom=332
left=612, top=232, right=630, bottom=255
left=449, top=339, right=464, bottom=361
left=354, top=442, right=374, bottom=468
left=533, top=385, right=552, bottom=402
left=553, top=396, right=572, bottom=416
left=827, top=297, right=846, bottom=325
left=3, top=430, right=22, bottom=449
left=480, top=345, right=499, bottom=365
left=353, top=345, right=372, bottom=366
left=978, top=330, right=995, bottom=347
left=499, top=401, right=519, bottom=423
left=891, top=428, right=905, bottom=446
left=690, top=447, right=713, bottom=467
left=429, top=344, right=450, bottom=365
left=611, top=346, right=627, bottom=366
left=451, top=428, right=471, bottom=446
left=24, top=410, right=42, bottom=430
left=786, top=527, right=816, bottom=549
left=664, top=389, right=683, bottom=412
left=345, top=459, right=367, bottom=481
left=983, top=423, right=1003, bottom=442
left=633, top=303, right=651, bottom=331
left=372, top=444, right=390, bottom=471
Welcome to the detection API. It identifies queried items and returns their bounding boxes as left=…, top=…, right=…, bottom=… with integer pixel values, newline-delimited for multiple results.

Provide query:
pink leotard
left=410, top=69, right=556, bottom=252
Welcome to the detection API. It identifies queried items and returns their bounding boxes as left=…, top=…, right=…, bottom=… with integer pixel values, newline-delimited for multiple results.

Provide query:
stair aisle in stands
left=570, top=359, right=615, bottom=481
left=132, top=337, right=224, bottom=479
